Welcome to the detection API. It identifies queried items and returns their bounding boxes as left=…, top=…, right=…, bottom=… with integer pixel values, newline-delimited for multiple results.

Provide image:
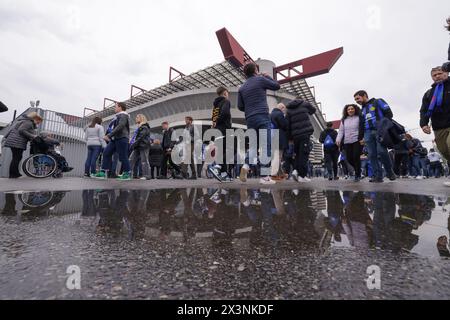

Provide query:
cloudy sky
left=0, top=0, right=448, bottom=146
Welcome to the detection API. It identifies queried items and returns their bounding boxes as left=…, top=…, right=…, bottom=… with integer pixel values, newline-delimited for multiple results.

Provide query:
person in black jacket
left=271, top=103, right=288, bottom=179
left=149, top=139, right=164, bottom=179
left=211, top=87, right=233, bottom=180
left=129, top=114, right=151, bottom=180
left=421, top=67, right=450, bottom=171
left=158, top=122, right=181, bottom=179
left=0, top=101, right=8, bottom=113
left=286, top=98, right=317, bottom=182
left=319, top=122, right=340, bottom=181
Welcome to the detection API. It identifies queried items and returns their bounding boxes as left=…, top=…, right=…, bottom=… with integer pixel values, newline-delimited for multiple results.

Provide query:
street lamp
left=30, top=100, right=41, bottom=108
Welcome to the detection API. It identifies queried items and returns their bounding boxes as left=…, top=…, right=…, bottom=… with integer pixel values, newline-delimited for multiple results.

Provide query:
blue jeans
left=246, top=115, right=272, bottom=177
left=102, top=138, right=131, bottom=173
left=429, top=162, right=442, bottom=178
left=419, top=158, right=429, bottom=177
left=409, top=155, right=421, bottom=176
left=85, top=145, right=102, bottom=175
left=364, top=130, right=393, bottom=179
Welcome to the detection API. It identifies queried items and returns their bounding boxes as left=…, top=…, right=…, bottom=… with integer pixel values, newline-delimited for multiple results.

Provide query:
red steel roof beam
left=216, top=28, right=255, bottom=68
left=274, top=47, right=344, bottom=85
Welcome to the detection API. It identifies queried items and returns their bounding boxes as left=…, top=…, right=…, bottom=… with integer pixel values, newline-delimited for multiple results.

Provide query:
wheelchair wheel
left=22, top=154, right=58, bottom=179
left=19, top=191, right=54, bottom=208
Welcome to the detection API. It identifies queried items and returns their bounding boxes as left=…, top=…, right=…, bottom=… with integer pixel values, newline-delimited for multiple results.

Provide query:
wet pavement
left=1, top=188, right=450, bottom=300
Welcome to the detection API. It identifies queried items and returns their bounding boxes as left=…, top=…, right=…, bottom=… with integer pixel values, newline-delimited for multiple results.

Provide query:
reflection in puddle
left=1, top=189, right=449, bottom=259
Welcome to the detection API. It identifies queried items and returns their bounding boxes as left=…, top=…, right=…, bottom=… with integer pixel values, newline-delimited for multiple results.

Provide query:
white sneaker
left=291, top=170, right=299, bottom=182
left=298, top=177, right=311, bottom=183
left=416, top=176, right=424, bottom=180
left=260, top=177, right=276, bottom=185
left=444, top=182, right=450, bottom=187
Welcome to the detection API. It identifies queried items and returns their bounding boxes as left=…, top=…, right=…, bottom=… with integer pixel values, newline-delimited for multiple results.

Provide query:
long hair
left=89, top=117, right=102, bottom=128
left=342, top=104, right=361, bottom=120
left=136, top=114, right=148, bottom=125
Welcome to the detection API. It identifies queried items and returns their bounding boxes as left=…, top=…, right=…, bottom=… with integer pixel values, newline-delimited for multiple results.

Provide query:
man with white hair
left=421, top=66, right=450, bottom=186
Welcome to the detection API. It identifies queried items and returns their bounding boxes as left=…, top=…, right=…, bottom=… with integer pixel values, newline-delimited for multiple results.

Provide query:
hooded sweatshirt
left=212, top=96, right=232, bottom=132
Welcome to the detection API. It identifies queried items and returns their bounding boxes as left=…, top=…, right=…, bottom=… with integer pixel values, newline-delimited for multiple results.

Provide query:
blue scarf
left=106, top=117, right=117, bottom=135
left=130, top=128, right=139, bottom=145
left=427, top=83, right=444, bottom=117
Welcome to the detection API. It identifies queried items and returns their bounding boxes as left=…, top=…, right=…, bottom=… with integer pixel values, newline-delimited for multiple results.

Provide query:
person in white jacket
left=84, top=117, right=106, bottom=177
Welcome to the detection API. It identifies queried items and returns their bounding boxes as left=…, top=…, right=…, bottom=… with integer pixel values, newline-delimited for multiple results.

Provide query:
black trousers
left=150, top=166, right=161, bottom=179
left=9, top=147, right=24, bottom=178
left=344, top=142, right=363, bottom=178
left=394, top=153, right=409, bottom=177
left=294, top=136, right=311, bottom=178
left=324, top=149, right=339, bottom=178
left=160, top=151, right=181, bottom=177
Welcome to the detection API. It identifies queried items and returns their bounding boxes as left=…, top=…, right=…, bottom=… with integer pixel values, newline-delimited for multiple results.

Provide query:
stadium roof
left=88, top=60, right=322, bottom=120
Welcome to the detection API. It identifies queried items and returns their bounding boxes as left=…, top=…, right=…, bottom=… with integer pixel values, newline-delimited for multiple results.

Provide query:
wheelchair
left=21, top=139, right=65, bottom=179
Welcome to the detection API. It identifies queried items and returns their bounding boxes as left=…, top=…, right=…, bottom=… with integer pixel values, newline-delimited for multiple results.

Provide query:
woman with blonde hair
left=129, top=114, right=152, bottom=180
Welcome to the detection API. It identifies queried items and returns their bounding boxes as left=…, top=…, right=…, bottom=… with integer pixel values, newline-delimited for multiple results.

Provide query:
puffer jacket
left=132, top=123, right=151, bottom=150
left=286, top=99, right=317, bottom=140
left=4, top=116, right=37, bottom=150
left=149, top=144, right=164, bottom=167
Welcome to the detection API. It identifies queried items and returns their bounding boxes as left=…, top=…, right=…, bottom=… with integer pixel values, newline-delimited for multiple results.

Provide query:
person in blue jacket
left=238, top=62, right=281, bottom=185
left=354, top=90, right=396, bottom=183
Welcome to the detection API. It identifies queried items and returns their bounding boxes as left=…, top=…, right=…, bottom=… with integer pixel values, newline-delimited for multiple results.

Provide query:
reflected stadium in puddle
left=1, top=188, right=450, bottom=299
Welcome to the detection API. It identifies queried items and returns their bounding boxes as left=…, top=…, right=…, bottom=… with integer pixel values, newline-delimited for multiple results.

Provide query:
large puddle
left=1, top=189, right=450, bottom=299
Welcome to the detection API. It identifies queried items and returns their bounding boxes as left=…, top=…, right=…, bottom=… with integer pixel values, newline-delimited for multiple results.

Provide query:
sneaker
left=220, top=172, right=234, bottom=183
left=291, top=170, right=299, bottom=182
left=260, top=177, right=276, bottom=185
left=444, top=182, right=450, bottom=187
left=388, top=175, right=397, bottom=181
left=298, top=177, right=312, bottom=183
left=84, top=174, right=91, bottom=178
left=240, top=166, right=249, bottom=183
left=91, top=172, right=107, bottom=180
left=117, top=172, right=132, bottom=181
left=208, top=166, right=223, bottom=182
left=140, top=177, right=150, bottom=181
left=416, top=176, right=424, bottom=180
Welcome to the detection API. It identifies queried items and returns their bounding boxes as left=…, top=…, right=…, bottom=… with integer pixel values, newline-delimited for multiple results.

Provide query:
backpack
left=324, top=135, right=335, bottom=149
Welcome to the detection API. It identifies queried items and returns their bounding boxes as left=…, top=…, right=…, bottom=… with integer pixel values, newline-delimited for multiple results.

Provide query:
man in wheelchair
left=31, top=132, right=74, bottom=174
